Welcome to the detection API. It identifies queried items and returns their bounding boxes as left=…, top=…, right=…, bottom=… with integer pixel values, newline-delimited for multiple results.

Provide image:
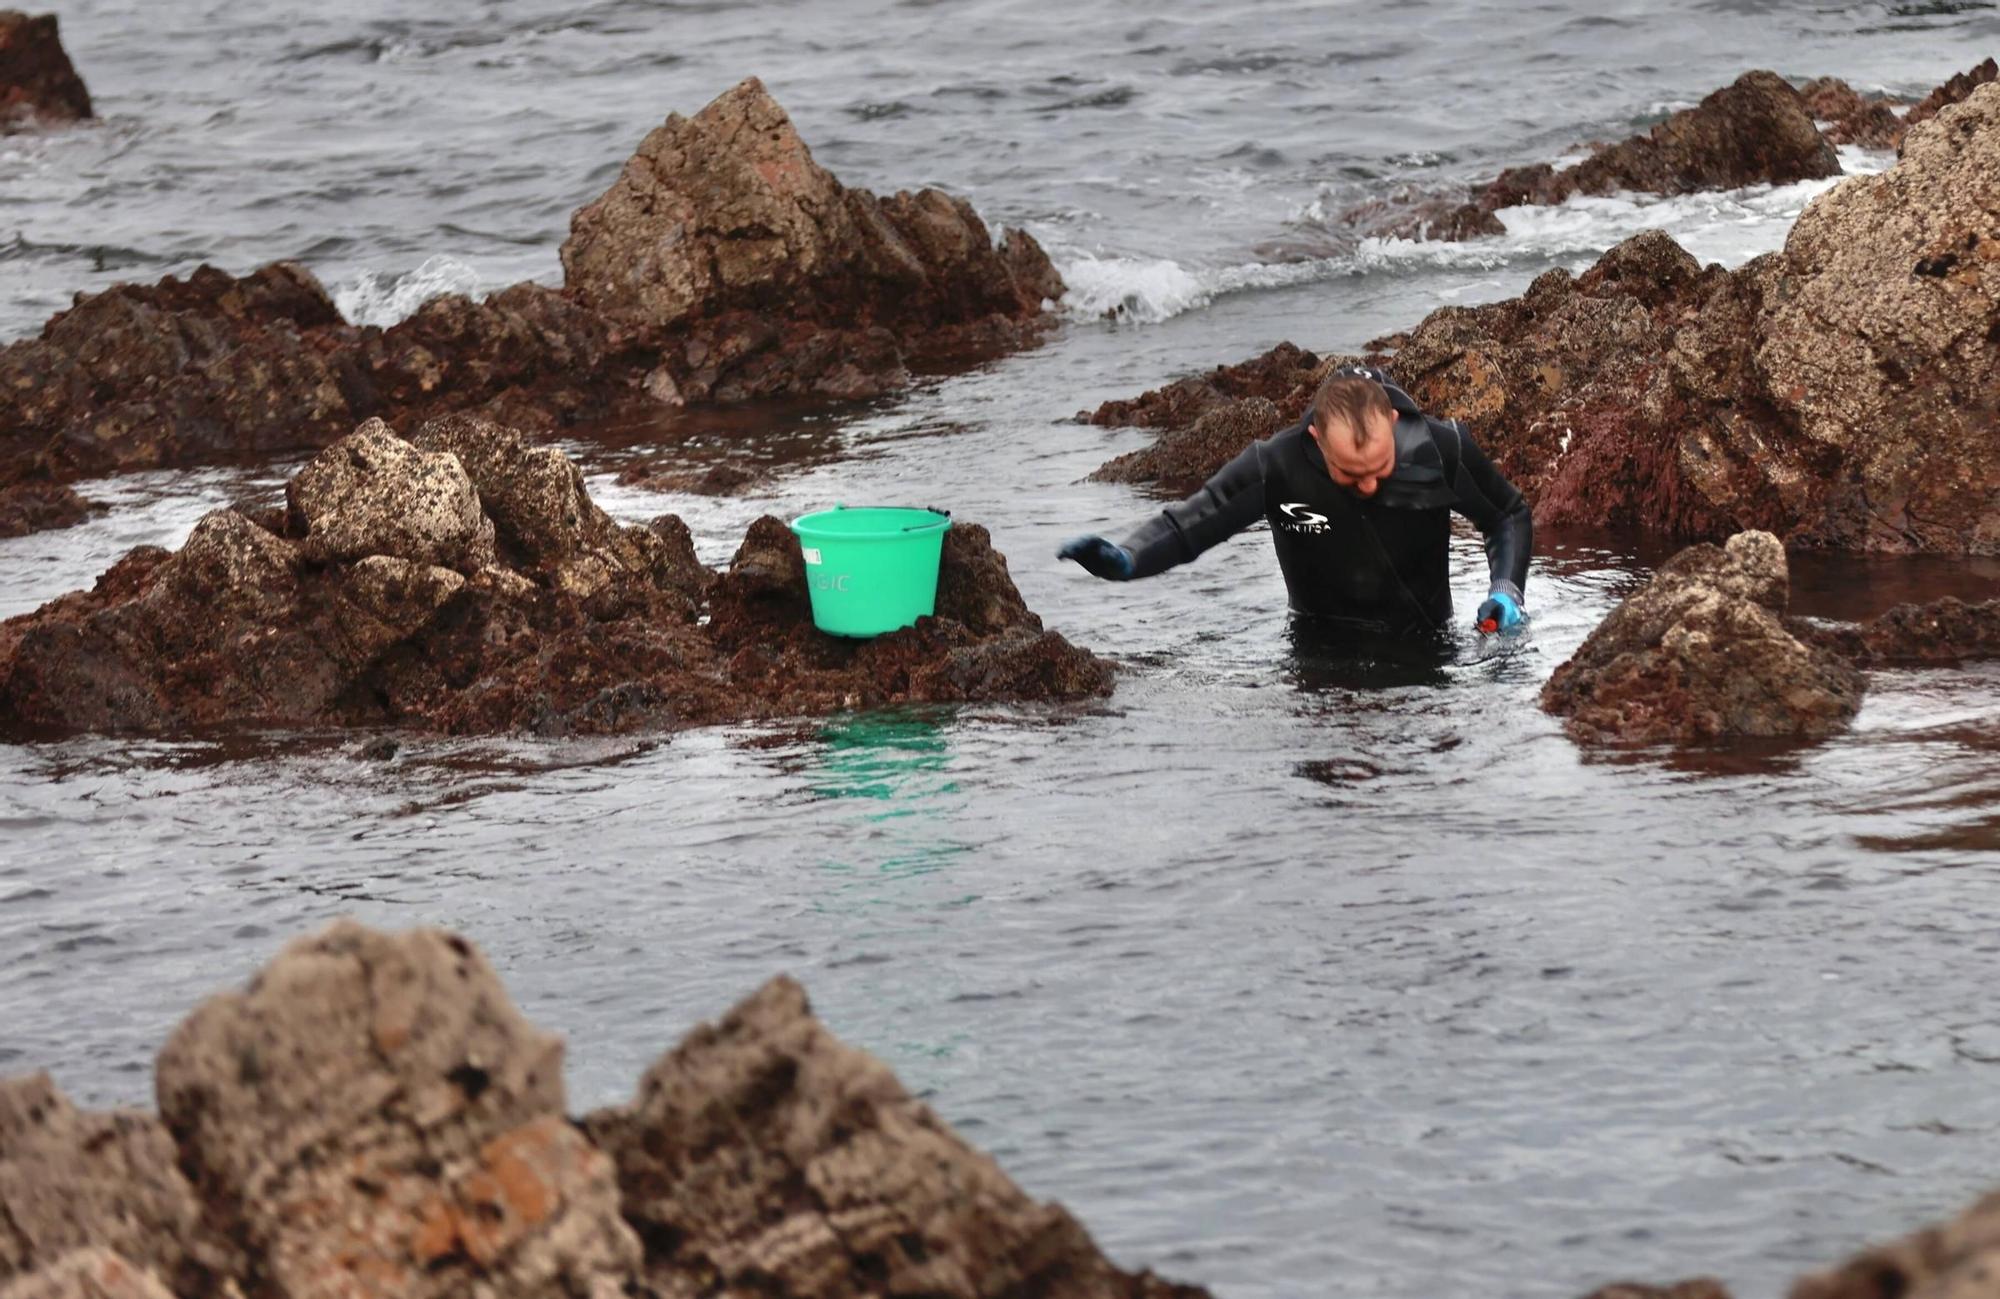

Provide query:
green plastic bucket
left=790, top=506, right=952, bottom=637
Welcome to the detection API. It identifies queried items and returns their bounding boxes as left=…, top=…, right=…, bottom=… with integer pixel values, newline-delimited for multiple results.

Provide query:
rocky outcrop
left=0, top=79, right=1063, bottom=536
left=1359, top=71, right=1839, bottom=241
left=0, top=921, right=1208, bottom=1299
left=1799, top=76, right=1906, bottom=149
left=1540, top=532, right=1866, bottom=745
left=584, top=976, right=1205, bottom=1299
left=1904, top=57, right=1998, bottom=138
left=0, top=416, right=1110, bottom=737
left=0, top=11, right=91, bottom=129
left=1747, top=83, right=2000, bottom=553
left=1099, top=83, right=2000, bottom=555
left=561, top=77, right=1061, bottom=404
left=0, top=1076, right=217, bottom=1294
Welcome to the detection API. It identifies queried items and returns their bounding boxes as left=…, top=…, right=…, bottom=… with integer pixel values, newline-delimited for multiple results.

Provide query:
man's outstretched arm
left=1448, top=426, right=1533, bottom=629
left=1060, top=435, right=1272, bottom=580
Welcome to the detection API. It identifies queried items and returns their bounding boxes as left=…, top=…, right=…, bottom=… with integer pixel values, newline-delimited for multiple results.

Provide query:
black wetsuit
left=1119, top=368, right=1532, bottom=636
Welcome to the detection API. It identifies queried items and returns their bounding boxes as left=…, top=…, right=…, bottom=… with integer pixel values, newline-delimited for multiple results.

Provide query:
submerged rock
left=1101, top=82, right=2000, bottom=555
left=0, top=79, right=1063, bottom=536
left=1540, top=532, right=1865, bottom=745
left=0, top=416, right=1110, bottom=737
left=0, top=11, right=91, bottom=129
left=585, top=976, right=1206, bottom=1299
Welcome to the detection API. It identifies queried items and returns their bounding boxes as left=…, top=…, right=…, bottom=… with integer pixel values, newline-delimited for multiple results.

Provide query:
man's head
left=1308, top=374, right=1397, bottom=497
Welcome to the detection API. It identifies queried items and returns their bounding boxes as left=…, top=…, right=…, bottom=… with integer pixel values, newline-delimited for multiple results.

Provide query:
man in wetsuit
left=1059, top=366, right=1531, bottom=637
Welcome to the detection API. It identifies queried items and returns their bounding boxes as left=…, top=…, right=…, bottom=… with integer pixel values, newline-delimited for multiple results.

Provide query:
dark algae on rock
left=0, top=10, right=91, bottom=129
left=0, top=417, right=1110, bottom=738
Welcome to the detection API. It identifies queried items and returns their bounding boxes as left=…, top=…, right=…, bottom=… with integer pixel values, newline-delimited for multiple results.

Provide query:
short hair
left=1311, top=375, right=1394, bottom=446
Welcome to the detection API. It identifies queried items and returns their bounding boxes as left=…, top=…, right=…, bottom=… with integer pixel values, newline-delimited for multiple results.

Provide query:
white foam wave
left=1053, top=144, right=1895, bottom=327
left=332, top=255, right=485, bottom=327
left=1053, top=251, right=1352, bottom=324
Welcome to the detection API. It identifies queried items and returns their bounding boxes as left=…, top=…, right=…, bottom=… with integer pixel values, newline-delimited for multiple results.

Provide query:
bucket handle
left=832, top=503, right=951, bottom=530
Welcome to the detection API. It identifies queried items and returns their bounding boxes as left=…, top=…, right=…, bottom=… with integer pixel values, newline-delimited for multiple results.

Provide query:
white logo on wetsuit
left=1277, top=502, right=1330, bottom=534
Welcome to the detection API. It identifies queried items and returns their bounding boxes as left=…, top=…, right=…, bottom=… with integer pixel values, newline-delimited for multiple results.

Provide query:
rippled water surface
left=6, top=3, right=2000, bottom=1297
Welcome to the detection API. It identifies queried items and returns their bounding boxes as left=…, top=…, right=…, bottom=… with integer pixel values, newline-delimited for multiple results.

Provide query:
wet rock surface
left=584, top=975, right=1207, bottom=1299
left=1, top=921, right=1208, bottom=1299
left=1540, top=532, right=1866, bottom=746
left=1799, top=76, right=1906, bottom=149
left=0, top=417, right=1110, bottom=737
left=1793, top=597, right=2000, bottom=667
left=1098, top=82, right=2000, bottom=555
left=0, top=11, right=91, bottom=129
left=0, top=482, right=95, bottom=538
left=0, top=79, right=1062, bottom=536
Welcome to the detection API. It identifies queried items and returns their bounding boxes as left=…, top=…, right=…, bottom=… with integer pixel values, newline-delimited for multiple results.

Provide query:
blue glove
left=1475, top=590, right=1523, bottom=634
left=1058, top=535, right=1135, bottom=581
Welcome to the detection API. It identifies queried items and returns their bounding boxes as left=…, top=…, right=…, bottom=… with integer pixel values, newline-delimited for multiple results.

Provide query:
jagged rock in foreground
left=585, top=976, right=1207, bottom=1299
left=0, top=78, right=1064, bottom=536
left=1788, top=1189, right=2000, bottom=1299
left=0, top=416, right=1110, bottom=737
left=0, top=11, right=91, bottom=129
left=0, top=1252, right=176, bottom=1299
left=1605, top=1186, right=2000, bottom=1299
left=156, top=922, right=637, bottom=1299
left=0, top=1076, right=217, bottom=1293
left=0, top=921, right=1209, bottom=1299
left=1353, top=70, right=1839, bottom=241
left=1541, top=532, right=1865, bottom=745
left=1096, top=83, right=2000, bottom=555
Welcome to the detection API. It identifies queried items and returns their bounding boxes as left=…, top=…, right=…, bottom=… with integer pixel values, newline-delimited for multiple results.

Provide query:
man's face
left=1310, top=409, right=1397, bottom=497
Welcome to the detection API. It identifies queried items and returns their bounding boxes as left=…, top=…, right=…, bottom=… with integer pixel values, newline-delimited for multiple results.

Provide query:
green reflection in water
left=806, top=709, right=973, bottom=886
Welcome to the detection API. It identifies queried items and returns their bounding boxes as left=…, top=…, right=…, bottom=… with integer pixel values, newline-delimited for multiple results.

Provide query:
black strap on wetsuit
left=1117, top=368, right=1532, bottom=634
